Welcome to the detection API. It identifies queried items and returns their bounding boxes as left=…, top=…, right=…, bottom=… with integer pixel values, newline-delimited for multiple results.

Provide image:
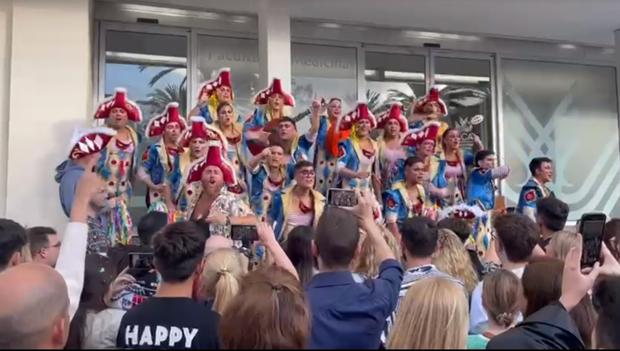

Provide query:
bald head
left=0, top=263, right=69, bottom=349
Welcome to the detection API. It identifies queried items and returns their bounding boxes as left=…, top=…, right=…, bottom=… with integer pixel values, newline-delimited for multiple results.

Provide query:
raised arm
left=256, top=221, right=299, bottom=280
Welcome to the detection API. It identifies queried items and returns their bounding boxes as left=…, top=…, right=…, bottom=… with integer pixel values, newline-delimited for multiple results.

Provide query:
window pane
left=434, top=56, right=493, bottom=151
left=195, top=35, right=259, bottom=118
left=104, top=30, right=188, bottom=220
left=292, top=43, right=357, bottom=131
left=501, top=59, right=620, bottom=219
left=365, top=51, right=426, bottom=115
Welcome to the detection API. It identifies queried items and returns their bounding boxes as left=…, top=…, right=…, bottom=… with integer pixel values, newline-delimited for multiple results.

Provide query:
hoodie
left=55, top=160, right=85, bottom=218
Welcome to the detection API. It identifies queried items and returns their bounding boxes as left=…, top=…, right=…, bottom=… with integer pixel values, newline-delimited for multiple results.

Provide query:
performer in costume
left=383, top=156, right=444, bottom=238
left=517, top=157, right=555, bottom=221
left=189, top=68, right=241, bottom=124
left=467, top=150, right=510, bottom=210
left=401, top=121, right=441, bottom=174
left=314, top=97, right=350, bottom=195
left=375, top=102, right=409, bottom=193
left=175, top=116, right=228, bottom=217
left=94, top=87, right=142, bottom=246
left=440, top=203, right=492, bottom=257
left=247, top=144, right=286, bottom=219
left=268, top=160, right=326, bottom=242
left=58, top=127, right=117, bottom=254
left=275, top=111, right=320, bottom=184
left=242, top=78, right=295, bottom=157
left=138, top=102, right=189, bottom=212
left=409, top=86, right=450, bottom=146
left=172, top=145, right=255, bottom=237
left=213, top=101, right=247, bottom=195
left=430, top=128, right=483, bottom=208
left=336, top=102, right=379, bottom=193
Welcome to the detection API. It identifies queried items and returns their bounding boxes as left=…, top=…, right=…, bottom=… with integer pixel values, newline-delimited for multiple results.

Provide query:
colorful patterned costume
left=242, top=78, right=295, bottom=159
left=409, top=86, right=450, bottom=147
left=467, top=165, right=510, bottom=210
left=268, top=186, right=326, bottom=241
left=383, top=181, right=437, bottom=224
left=195, top=68, right=242, bottom=124
left=440, top=203, right=492, bottom=256
left=140, top=102, right=189, bottom=211
left=250, top=164, right=286, bottom=219
left=94, top=88, right=142, bottom=246
left=337, top=103, right=378, bottom=191
left=314, top=113, right=350, bottom=195
left=375, top=103, right=410, bottom=193
left=517, top=177, right=554, bottom=221
left=430, top=150, right=474, bottom=208
left=178, top=145, right=254, bottom=237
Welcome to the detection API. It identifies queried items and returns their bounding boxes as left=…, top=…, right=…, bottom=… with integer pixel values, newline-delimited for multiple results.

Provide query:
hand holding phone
left=231, top=225, right=259, bottom=243
left=579, top=213, right=606, bottom=269
left=327, top=188, right=358, bottom=207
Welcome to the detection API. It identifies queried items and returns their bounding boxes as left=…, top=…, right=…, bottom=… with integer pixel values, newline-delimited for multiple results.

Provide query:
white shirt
left=469, top=266, right=525, bottom=334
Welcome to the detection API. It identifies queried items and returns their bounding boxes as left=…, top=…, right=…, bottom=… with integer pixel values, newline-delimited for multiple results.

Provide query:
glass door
left=429, top=53, right=495, bottom=154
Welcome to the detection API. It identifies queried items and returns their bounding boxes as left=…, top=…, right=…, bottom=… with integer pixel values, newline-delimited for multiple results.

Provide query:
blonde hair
left=354, top=226, right=402, bottom=278
left=200, top=248, right=247, bottom=314
left=388, top=277, right=468, bottom=349
left=432, top=229, right=479, bottom=295
left=548, top=231, right=581, bottom=261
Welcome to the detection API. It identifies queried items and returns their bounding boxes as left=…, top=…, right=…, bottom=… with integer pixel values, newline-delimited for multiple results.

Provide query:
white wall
left=0, top=1, right=12, bottom=218
left=5, top=0, right=92, bottom=230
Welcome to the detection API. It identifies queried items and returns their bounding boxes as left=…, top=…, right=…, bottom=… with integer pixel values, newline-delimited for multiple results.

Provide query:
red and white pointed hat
left=67, top=127, right=117, bottom=160
left=440, top=204, right=485, bottom=220
left=401, top=122, right=441, bottom=147
left=94, top=88, right=143, bottom=122
left=413, top=86, right=448, bottom=116
left=197, top=68, right=234, bottom=102
left=181, top=116, right=228, bottom=150
left=186, top=145, right=237, bottom=186
left=253, top=78, right=295, bottom=107
left=377, top=102, right=408, bottom=132
left=145, top=102, right=188, bottom=138
left=339, top=102, right=377, bottom=131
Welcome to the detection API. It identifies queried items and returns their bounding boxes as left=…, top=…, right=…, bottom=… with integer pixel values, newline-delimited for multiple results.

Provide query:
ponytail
left=213, top=269, right=240, bottom=314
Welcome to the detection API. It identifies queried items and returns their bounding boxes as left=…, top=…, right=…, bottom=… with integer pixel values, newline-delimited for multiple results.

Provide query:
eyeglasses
left=298, top=170, right=315, bottom=177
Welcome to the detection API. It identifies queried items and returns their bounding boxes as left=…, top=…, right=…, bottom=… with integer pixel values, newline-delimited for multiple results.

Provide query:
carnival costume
left=176, top=117, right=228, bottom=216
left=140, top=102, right=189, bottom=211
left=314, top=99, right=351, bottom=195
left=337, top=102, right=378, bottom=191
left=467, top=165, right=511, bottom=210
left=195, top=68, right=242, bottom=124
left=242, top=78, right=295, bottom=158
left=180, top=145, right=253, bottom=237
left=94, top=88, right=141, bottom=246
left=440, top=203, right=492, bottom=256
left=376, top=103, right=409, bottom=193
left=383, top=181, right=437, bottom=224
left=410, top=86, right=450, bottom=146
left=517, top=177, right=554, bottom=221
left=268, top=186, right=326, bottom=242
left=250, top=163, right=286, bottom=219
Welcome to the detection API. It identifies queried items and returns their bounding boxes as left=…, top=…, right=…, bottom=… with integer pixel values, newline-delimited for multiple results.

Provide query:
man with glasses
left=27, top=227, right=61, bottom=268
left=268, top=160, right=326, bottom=241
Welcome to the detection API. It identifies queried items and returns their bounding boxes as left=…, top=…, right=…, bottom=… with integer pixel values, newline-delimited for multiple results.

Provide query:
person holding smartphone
left=268, top=160, right=326, bottom=241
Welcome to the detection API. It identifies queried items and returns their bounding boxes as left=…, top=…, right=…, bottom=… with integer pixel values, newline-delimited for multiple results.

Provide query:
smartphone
left=327, top=188, right=358, bottom=207
left=128, top=252, right=154, bottom=278
left=578, top=213, right=607, bottom=268
left=230, top=225, right=259, bottom=242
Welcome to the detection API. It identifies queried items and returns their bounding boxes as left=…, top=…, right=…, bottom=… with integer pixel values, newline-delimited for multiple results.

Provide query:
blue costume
left=141, top=141, right=188, bottom=208
left=337, top=139, right=378, bottom=191
left=383, top=182, right=436, bottom=224
left=250, top=165, right=286, bottom=218
left=268, top=186, right=326, bottom=241
left=467, top=165, right=510, bottom=210
left=430, top=151, right=474, bottom=208
left=517, top=177, right=554, bottom=221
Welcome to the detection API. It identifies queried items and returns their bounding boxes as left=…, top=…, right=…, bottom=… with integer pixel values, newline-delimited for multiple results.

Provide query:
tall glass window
left=501, top=59, right=620, bottom=219
left=291, top=43, right=357, bottom=131
left=365, top=52, right=426, bottom=115
left=434, top=56, right=493, bottom=151
left=104, top=29, right=188, bottom=219
left=194, top=35, right=260, bottom=118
